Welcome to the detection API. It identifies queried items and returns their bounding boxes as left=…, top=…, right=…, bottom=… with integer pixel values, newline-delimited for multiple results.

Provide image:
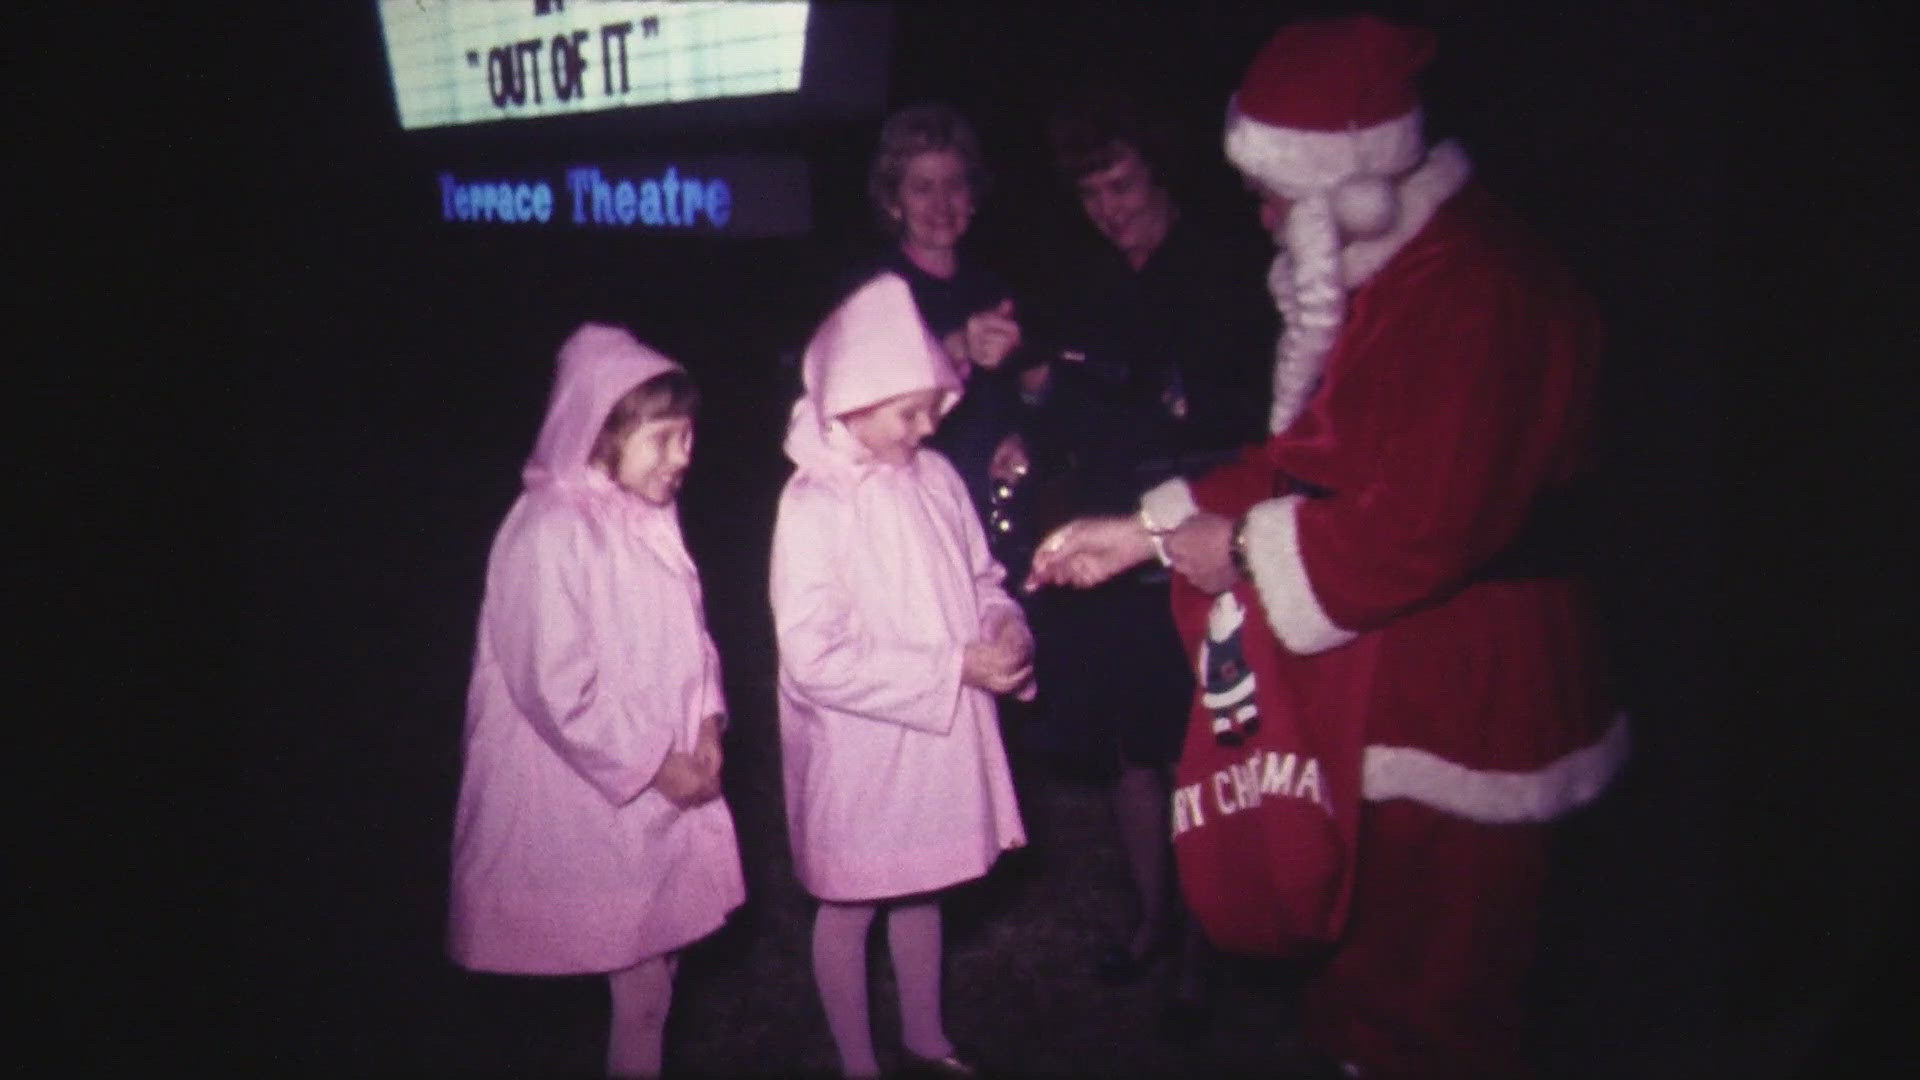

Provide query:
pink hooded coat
left=448, top=324, right=744, bottom=974
left=771, top=273, right=1029, bottom=901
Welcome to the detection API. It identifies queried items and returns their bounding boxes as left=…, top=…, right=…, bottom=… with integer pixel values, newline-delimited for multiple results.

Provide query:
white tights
left=606, top=952, right=677, bottom=1078
left=812, top=899, right=953, bottom=1077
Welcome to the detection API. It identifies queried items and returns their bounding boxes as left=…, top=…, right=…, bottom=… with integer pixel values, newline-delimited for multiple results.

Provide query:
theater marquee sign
left=378, top=0, right=810, bottom=131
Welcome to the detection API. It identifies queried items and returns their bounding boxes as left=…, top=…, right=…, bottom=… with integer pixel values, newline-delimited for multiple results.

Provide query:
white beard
left=1261, top=141, right=1476, bottom=436
left=1267, top=193, right=1345, bottom=435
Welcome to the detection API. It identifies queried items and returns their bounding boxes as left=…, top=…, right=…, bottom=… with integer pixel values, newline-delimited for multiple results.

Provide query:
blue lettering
left=704, top=179, right=731, bottom=227
left=440, top=167, right=740, bottom=230
left=567, top=167, right=597, bottom=224
left=592, top=172, right=616, bottom=223
left=678, top=172, right=703, bottom=222
left=661, top=167, right=682, bottom=225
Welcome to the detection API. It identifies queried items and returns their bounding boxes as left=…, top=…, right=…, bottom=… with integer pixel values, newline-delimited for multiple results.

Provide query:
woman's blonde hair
left=866, top=103, right=990, bottom=236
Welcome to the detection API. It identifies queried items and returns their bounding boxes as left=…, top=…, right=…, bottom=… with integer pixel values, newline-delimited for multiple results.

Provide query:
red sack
left=1165, top=462, right=1368, bottom=957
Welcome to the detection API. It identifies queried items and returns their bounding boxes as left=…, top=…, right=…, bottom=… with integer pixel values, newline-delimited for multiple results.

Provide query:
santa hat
left=1224, top=13, right=1435, bottom=236
left=1224, top=14, right=1437, bottom=434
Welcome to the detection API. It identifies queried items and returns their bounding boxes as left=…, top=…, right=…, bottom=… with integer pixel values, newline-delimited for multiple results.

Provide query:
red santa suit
left=1139, top=16, right=1630, bottom=1078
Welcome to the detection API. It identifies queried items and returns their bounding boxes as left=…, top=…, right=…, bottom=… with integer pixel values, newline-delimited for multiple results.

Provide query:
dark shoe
left=1158, top=995, right=1212, bottom=1045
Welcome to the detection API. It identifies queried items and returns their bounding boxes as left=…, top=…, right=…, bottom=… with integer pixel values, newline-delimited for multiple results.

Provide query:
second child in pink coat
left=771, top=273, right=1033, bottom=1077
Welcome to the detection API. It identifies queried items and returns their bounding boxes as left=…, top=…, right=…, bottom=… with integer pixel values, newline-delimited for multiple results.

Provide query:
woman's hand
left=940, top=329, right=973, bottom=380
left=1165, top=511, right=1239, bottom=594
left=988, top=433, right=1030, bottom=485
left=1018, top=360, right=1053, bottom=401
left=651, top=748, right=721, bottom=808
left=963, top=300, right=1022, bottom=371
left=1024, top=514, right=1155, bottom=591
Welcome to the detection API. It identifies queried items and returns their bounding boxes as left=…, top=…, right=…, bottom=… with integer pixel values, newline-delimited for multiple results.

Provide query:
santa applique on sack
left=1198, top=593, right=1260, bottom=745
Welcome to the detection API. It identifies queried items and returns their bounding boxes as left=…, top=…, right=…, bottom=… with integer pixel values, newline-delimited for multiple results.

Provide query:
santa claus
left=1028, top=13, right=1630, bottom=1078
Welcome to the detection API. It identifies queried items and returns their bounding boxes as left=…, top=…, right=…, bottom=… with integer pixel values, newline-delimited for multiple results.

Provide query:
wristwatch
left=1229, top=515, right=1252, bottom=576
left=1137, top=506, right=1173, bottom=567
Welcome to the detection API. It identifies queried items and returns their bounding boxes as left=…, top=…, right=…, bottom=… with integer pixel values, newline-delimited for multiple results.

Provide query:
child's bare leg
left=606, top=953, right=676, bottom=1078
left=813, top=901, right=881, bottom=1077
left=888, top=900, right=954, bottom=1060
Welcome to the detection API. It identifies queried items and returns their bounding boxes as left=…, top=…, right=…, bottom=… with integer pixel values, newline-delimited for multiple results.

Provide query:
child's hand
left=986, top=611, right=1034, bottom=669
left=652, top=748, right=721, bottom=808
left=963, top=638, right=1034, bottom=696
left=1012, top=667, right=1038, bottom=703
left=694, top=712, right=726, bottom=779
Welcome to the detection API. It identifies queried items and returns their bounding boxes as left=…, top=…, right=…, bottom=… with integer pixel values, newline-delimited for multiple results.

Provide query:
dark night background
left=29, top=1, right=1912, bottom=1076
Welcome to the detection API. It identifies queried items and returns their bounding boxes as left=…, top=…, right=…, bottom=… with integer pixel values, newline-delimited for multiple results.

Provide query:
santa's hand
left=1024, top=515, right=1153, bottom=591
left=1166, top=511, right=1239, bottom=594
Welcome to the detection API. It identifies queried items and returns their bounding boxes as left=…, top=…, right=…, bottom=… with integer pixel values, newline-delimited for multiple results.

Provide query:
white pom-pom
left=1331, top=177, right=1397, bottom=237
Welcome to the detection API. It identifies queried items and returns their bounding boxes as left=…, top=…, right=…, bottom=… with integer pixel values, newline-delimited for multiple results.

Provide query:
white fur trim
left=1332, top=176, right=1397, bottom=236
left=1238, top=495, right=1357, bottom=655
left=1261, top=141, right=1474, bottom=435
left=1338, top=139, right=1472, bottom=288
left=1225, top=98, right=1425, bottom=194
left=1138, top=477, right=1200, bottom=533
left=1362, top=713, right=1632, bottom=823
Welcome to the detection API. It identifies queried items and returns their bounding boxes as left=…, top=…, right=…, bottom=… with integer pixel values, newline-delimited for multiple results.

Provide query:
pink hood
left=784, top=272, right=962, bottom=480
left=524, top=323, right=683, bottom=492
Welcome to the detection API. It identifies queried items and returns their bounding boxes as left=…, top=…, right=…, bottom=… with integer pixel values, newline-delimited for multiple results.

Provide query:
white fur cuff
left=1138, top=478, right=1200, bottom=533
left=1239, top=496, right=1357, bottom=655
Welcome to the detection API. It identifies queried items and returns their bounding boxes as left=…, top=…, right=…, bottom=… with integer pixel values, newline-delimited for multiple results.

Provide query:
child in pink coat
left=448, top=324, right=745, bottom=1078
left=772, top=273, right=1035, bottom=1077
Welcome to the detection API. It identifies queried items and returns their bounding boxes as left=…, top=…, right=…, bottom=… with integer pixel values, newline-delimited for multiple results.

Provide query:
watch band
left=1137, top=506, right=1173, bottom=567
